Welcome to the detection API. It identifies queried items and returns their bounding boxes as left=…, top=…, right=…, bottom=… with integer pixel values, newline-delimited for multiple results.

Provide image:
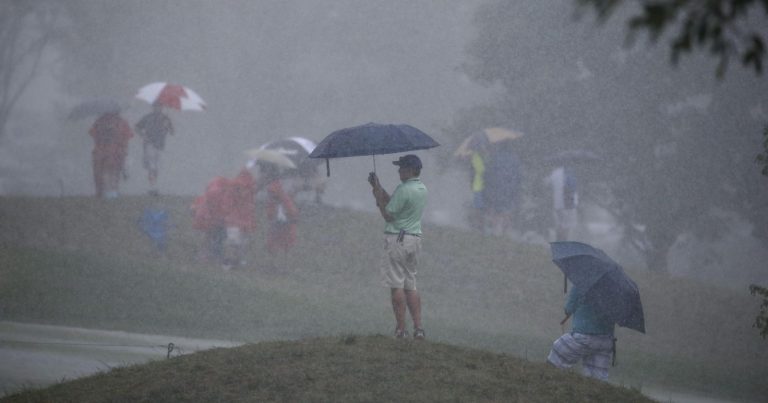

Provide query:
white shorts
left=380, top=233, right=421, bottom=290
left=547, top=332, right=614, bottom=380
left=143, top=143, right=161, bottom=173
left=225, top=226, right=242, bottom=246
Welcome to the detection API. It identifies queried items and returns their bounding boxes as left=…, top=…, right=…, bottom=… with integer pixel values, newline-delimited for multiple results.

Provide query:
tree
left=0, top=0, right=66, bottom=141
left=577, top=0, right=767, bottom=78
left=459, top=0, right=768, bottom=272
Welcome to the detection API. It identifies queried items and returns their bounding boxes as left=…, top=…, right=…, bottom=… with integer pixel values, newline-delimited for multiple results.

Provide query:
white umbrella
left=244, top=149, right=297, bottom=169
left=135, top=82, right=206, bottom=111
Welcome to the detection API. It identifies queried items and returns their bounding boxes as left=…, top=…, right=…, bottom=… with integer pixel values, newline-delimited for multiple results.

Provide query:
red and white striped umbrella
left=135, top=82, right=206, bottom=111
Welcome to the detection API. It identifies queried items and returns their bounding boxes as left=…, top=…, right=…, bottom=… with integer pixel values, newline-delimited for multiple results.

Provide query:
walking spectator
left=191, top=176, right=230, bottom=265
left=260, top=162, right=299, bottom=257
left=547, top=285, right=616, bottom=381
left=368, top=154, right=428, bottom=340
left=135, top=103, right=174, bottom=195
left=89, top=111, right=133, bottom=198
left=222, top=168, right=258, bottom=269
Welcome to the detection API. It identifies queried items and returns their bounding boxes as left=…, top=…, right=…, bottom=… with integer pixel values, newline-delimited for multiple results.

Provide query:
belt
left=385, top=230, right=421, bottom=242
left=384, top=232, right=421, bottom=237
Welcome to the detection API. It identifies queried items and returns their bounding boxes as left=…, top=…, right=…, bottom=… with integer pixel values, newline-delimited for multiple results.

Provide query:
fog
left=2, top=1, right=768, bottom=400
left=9, top=1, right=767, bottom=289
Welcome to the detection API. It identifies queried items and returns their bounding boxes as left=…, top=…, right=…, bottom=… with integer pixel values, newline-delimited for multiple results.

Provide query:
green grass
left=1, top=335, right=653, bottom=403
left=0, top=195, right=766, bottom=401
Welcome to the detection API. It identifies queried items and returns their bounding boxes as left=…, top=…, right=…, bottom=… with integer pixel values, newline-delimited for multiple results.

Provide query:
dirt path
left=0, top=321, right=241, bottom=396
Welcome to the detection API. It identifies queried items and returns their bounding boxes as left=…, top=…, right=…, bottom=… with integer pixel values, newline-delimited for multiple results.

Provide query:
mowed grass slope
left=2, top=336, right=653, bottom=403
left=0, top=195, right=766, bottom=401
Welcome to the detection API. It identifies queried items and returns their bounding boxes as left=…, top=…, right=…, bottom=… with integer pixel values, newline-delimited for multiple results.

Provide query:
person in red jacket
left=259, top=162, right=299, bottom=257
left=222, top=168, right=257, bottom=268
left=89, top=112, right=133, bottom=198
left=191, top=176, right=231, bottom=264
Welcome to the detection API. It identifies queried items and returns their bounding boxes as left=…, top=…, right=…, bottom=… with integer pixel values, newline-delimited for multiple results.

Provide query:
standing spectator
left=547, top=285, right=616, bottom=381
left=89, top=111, right=133, bottom=198
left=222, top=168, right=258, bottom=269
left=260, top=162, right=299, bottom=258
left=191, top=176, right=230, bottom=265
left=368, top=154, right=428, bottom=340
left=135, top=103, right=174, bottom=195
left=482, top=141, right=522, bottom=236
left=544, top=165, right=579, bottom=241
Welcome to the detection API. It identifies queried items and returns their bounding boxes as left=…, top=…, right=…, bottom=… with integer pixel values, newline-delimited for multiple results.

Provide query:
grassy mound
left=0, top=195, right=766, bottom=401
left=1, top=335, right=652, bottom=402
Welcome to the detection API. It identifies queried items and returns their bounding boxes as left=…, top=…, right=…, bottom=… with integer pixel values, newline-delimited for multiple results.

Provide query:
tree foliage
left=749, top=284, right=768, bottom=338
left=459, top=0, right=768, bottom=272
left=0, top=0, right=67, bottom=141
left=757, top=125, right=768, bottom=176
left=577, top=0, right=768, bottom=78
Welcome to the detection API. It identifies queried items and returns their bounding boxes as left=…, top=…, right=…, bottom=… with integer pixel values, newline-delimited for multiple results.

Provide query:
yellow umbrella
left=454, top=127, right=524, bottom=158
left=244, top=148, right=297, bottom=169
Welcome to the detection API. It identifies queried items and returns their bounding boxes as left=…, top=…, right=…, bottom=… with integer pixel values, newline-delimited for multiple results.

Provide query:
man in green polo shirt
left=368, top=154, right=428, bottom=340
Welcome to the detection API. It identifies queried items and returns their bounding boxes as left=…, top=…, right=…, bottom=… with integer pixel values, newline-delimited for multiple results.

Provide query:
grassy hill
left=0, top=195, right=766, bottom=401
left=1, top=335, right=652, bottom=403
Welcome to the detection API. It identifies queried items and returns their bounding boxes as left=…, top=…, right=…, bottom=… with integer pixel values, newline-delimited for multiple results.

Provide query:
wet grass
left=1, top=335, right=653, bottom=403
left=0, top=195, right=766, bottom=401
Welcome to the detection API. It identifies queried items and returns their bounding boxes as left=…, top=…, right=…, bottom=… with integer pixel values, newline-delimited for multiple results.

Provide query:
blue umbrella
left=550, top=241, right=645, bottom=333
left=308, top=122, right=440, bottom=176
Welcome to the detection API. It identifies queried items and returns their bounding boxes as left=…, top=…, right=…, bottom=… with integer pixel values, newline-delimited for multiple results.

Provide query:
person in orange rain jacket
left=221, top=168, right=257, bottom=269
left=258, top=162, right=299, bottom=257
left=89, top=111, right=133, bottom=198
left=191, top=176, right=231, bottom=264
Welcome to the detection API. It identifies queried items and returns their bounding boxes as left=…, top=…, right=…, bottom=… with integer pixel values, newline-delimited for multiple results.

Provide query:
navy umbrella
left=308, top=122, right=440, bottom=176
left=550, top=241, right=645, bottom=333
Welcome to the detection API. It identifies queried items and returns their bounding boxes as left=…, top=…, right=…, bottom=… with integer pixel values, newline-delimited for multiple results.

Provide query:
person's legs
left=144, top=144, right=160, bottom=192
left=547, top=333, right=585, bottom=369
left=580, top=336, right=614, bottom=381
left=391, top=288, right=407, bottom=336
left=92, top=154, right=104, bottom=197
left=405, top=289, right=424, bottom=339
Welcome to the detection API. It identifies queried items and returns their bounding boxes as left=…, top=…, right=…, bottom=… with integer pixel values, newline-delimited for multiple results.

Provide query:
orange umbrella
left=454, top=127, right=524, bottom=158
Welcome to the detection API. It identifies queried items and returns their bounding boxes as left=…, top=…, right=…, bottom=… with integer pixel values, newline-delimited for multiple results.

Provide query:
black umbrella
left=308, top=122, right=440, bottom=176
left=550, top=241, right=645, bottom=333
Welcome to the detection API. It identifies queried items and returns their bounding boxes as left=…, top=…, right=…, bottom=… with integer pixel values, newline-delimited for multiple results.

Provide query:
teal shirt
left=566, top=288, right=614, bottom=336
left=384, top=177, right=427, bottom=235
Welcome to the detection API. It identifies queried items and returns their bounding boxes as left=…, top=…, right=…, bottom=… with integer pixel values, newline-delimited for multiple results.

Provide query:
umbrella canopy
left=259, top=137, right=321, bottom=169
left=454, top=127, right=524, bottom=158
left=136, top=82, right=206, bottom=111
left=68, top=99, right=122, bottom=120
left=308, top=122, right=440, bottom=176
left=550, top=241, right=645, bottom=333
left=245, top=148, right=297, bottom=169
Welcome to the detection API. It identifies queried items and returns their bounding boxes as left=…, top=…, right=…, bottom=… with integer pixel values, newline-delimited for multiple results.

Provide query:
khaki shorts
left=381, top=233, right=421, bottom=290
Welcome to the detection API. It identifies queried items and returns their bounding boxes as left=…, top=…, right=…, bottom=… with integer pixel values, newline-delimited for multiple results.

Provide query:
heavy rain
left=1, top=1, right=767, bottom=402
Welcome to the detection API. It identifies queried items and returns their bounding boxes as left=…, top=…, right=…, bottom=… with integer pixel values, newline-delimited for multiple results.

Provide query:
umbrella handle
left=325, top=159, right=330, bottom=177
left=372, top=154, right=376, bottom=173
left=564, top=274, right=568, bottom=294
